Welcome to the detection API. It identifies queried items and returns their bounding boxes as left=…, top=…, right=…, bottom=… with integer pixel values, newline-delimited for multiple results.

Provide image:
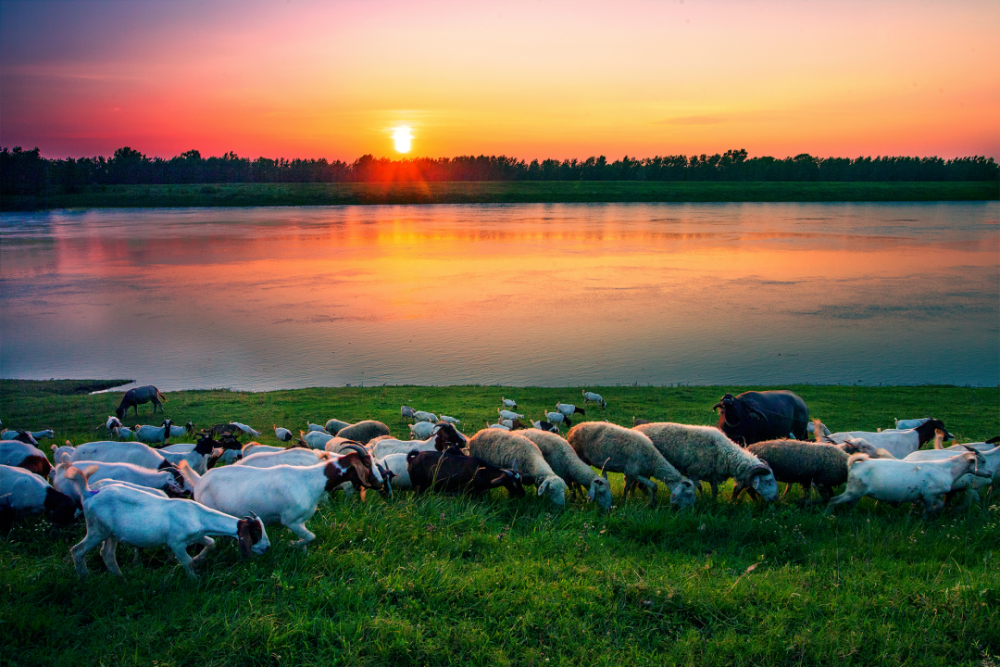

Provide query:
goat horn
left=711, top=402, right=723, bottom=412
left=600, top=457, right=610, bottom=477
left=340, top=443, right=370, bottom=460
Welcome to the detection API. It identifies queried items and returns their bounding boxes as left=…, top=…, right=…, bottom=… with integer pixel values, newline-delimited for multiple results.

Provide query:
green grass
left=2, top=381, right=999, bottom=666
left=2, top=181, right=997, bottom=211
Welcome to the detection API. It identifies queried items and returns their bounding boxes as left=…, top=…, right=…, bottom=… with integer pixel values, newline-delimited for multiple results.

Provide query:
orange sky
left=1, top=0, right=998, bottom=160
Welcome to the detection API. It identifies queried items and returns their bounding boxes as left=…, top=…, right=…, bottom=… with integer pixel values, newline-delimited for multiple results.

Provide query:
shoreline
left=2, top=180, right=997, bottom=211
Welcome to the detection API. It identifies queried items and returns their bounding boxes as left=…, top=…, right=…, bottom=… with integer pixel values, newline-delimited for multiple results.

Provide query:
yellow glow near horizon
left=392, top=126, right=413, bottom=153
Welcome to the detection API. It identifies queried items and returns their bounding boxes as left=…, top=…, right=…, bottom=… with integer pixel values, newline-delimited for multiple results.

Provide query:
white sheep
left=826, top=419, right=950, bottom=459
left=544, top=411, right=570, bottom=427
left=134, top=420, right=173, bottom=445
left=0, top=464, right=78, bottom=525
left=520, top=429, right=612, bottom=511
left=53, top=459, right=188, bottom=501
left=905, top=444, right=1000, bottom=505
left=409, top=422, right=440, bottom=440
left=1, top=428, right=55, bottom=441
left=582, top=391, right=607, bottom=408
left=62, top=466, right=269, bottom=579
left=177, top=444, right=383, bottom=547
left=467, top=429, right=567, bottom=506
left=633, top=423, right=778, bottom=501
left=567, top=422, right=697, bottom=508
left=300, top=430, right=336, bottom=450
left=236, top=448, right=331, bottom=468
left=827, top=452, right=990, bottom=517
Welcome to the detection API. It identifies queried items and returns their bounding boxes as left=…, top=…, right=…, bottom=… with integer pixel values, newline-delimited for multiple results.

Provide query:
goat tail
left=847, top=453, right=870, bottom=468
left=813, top=419, right=823, bottom=444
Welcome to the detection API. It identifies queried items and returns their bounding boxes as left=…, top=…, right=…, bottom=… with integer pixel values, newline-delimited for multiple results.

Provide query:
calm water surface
left=1, top=203, right=997, bottom=390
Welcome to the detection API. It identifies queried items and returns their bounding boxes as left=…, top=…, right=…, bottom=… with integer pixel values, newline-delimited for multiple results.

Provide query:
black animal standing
left=713, top=390, right=810, bottom=445
left=115, top=385, right=167, bottom=420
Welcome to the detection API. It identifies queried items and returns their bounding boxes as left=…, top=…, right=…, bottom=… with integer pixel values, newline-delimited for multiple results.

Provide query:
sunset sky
left=1, top=0, right=997, bottom=161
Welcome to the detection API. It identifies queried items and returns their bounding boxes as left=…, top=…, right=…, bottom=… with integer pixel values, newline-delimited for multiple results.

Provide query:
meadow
left=2, top=180, right=998, bottom=211
left=1, top=381, right=998, bottom=666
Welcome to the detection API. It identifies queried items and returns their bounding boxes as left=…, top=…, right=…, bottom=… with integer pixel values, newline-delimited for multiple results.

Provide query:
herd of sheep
left=1, top=385, right=998, bottom=580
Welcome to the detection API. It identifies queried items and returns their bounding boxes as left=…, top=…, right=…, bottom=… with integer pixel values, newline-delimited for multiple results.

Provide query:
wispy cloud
left=656, top=115, right=724, bottom=126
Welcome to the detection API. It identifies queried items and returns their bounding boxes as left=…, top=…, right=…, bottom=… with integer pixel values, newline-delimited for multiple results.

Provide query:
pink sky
left=1, top=0, right=998, bottom=161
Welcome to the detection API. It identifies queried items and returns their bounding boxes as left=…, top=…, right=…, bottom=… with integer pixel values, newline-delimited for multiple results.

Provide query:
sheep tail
left=847, top=453, right=870, bottom=468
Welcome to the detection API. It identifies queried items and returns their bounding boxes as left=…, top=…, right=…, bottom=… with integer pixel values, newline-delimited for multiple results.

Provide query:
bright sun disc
left=392, top=126, right=413, bottom=153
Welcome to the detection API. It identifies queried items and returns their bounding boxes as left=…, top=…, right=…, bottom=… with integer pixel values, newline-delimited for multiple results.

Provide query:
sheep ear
left=587, top=485, right=596, bottom=502
left=537, top=480, right=549, bottom=496
left=751, top=475, right=761, bottom=489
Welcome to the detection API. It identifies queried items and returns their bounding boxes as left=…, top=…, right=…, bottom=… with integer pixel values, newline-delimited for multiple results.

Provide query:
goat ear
left=81, top=465, right=99, bottom=481
left=236, top=519, right=253, bottom=557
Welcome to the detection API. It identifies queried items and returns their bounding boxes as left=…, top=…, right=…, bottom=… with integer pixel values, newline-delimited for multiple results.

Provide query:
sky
left=1, top=0, right=998, bottom=161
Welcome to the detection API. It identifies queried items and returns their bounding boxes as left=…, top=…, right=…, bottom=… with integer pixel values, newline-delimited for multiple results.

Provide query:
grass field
left=1, top=381, right=998, bottom=666
left=2, top=181, right=998, bottom=211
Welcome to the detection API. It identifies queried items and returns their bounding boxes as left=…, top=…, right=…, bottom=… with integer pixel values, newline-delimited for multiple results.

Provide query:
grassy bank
left=1, top=382, right=998, bottom=666
left=2, top=181, right=997, bottom=211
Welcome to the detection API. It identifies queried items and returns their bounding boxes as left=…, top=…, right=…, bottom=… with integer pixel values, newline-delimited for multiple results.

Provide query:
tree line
left=2, top=145, right=997, bottom=196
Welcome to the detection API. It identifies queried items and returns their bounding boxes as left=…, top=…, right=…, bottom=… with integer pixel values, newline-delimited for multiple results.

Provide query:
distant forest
left=2, top=146, right=997, bottom=195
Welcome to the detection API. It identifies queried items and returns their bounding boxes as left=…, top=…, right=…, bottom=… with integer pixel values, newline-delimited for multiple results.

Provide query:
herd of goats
left=1, top=385, right=998, bottom=579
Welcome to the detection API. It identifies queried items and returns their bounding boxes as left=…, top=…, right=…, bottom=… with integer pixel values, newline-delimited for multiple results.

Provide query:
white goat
left=230, top=422, right=261, bottom=437
left=53, top=459, right=188, bottom=501
left=440, top=415, right=460, bottom=425
left=242, top=443, right=286, bottom=457
left=0, top=464, right=78, bottom=524
left=306, top=423, right=327, bottom=433
left=236, top=449, right=331, bottom=468
left=894, top=417, right=930, bottom=430
left=274, top=426, right=293, bottom=442
left=134, top=420, right=173, bottom=445
left=300, top=430, right=335, bottom=450
left=826, top=419, right=950, bottom=459
left=905, top=444, right=1000, bottom=505
left=111, top=425, right=136, bottom=441
left=177, top=444, right=382, bottom=548
left=544, top=411, right=570, bottom=427
left=582, top=391, right=607, bottom=408
left=413, top=411, right=437, bottom=423
left=499, top=409, right=524, bottom=421
left=501, top=397, right=517, bottom=409
left=62, top=466, right=268, bottom=579
left=1, top=428, right=54, bottom=441
left=827, top=452, right=989, bottom=517
left=409, top=422, right=440, bottom=440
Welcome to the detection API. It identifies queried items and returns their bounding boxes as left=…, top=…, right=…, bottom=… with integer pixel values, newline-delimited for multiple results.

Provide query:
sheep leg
left=70, top=519, right=111, bottom=578
left=632, top=476, right=657, bottom=507
left=168, top=541, right=199, bottom=579
left=99, top=537, right=123, bottom=577
left=710, top=481, right=719, bottom=500
left=287, top=521, right=317, bottom=549
left=191, top=536, right=216, bottom=566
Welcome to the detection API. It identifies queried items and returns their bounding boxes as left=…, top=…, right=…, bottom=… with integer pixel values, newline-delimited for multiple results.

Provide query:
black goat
left=115, top=385, right=166, bottom=420
left=714, top=390, right=811, bottom=445
left=406, top=449, right=524, bottom=498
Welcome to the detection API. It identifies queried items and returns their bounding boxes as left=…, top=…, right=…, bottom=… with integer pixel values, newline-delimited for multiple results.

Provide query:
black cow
left=713, top=390, right=810, bottom=445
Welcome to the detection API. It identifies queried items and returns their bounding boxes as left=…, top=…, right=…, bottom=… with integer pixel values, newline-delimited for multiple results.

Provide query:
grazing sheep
left=324, top=418, right=351, bottom=434
left=734, top=439, right=849, bottom=503
left=337, top=420, right=391, bottom=444
left=177, top=444, right=382, bottom=547
left=567, top=423, right=696, bottom=508
left=827, top=419, right=952, bottom=459
left=633, top=422, right=778, bottom=502
left=468, top=429, right=567, bottom=506
left=0, top=464, right=78, bottom=525
left=531, top=420, right=559, bottom=433
left=1, top=428, right=54, bottom=441
left=582, top=391, right=607, bottom=408
left=827, top=452, right=991, bottom=517
left=544, top=411, right=571, bottom=428
left=63, top=466, right=268, bottom=579
left=114, top=385, right=166, bottom=420
left=520, top=429, right=612, bottom=511
left=406, top=449, right=524, bottom=498
left=555, top=403, right=585, bottom=417
left=409, top=422, right=440, bottom=440
left=53, top=459, right=189, bottom=500
left=633, top=417, right=651, bottom=427
left=300, top=430, right=335, bottom=450
left=0, top=440, right=52, bottom=477
left=274, top=425, right=293, bottom=442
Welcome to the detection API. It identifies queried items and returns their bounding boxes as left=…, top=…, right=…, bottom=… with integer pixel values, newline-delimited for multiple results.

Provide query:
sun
left=392, top=126, right=413, bottom=153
